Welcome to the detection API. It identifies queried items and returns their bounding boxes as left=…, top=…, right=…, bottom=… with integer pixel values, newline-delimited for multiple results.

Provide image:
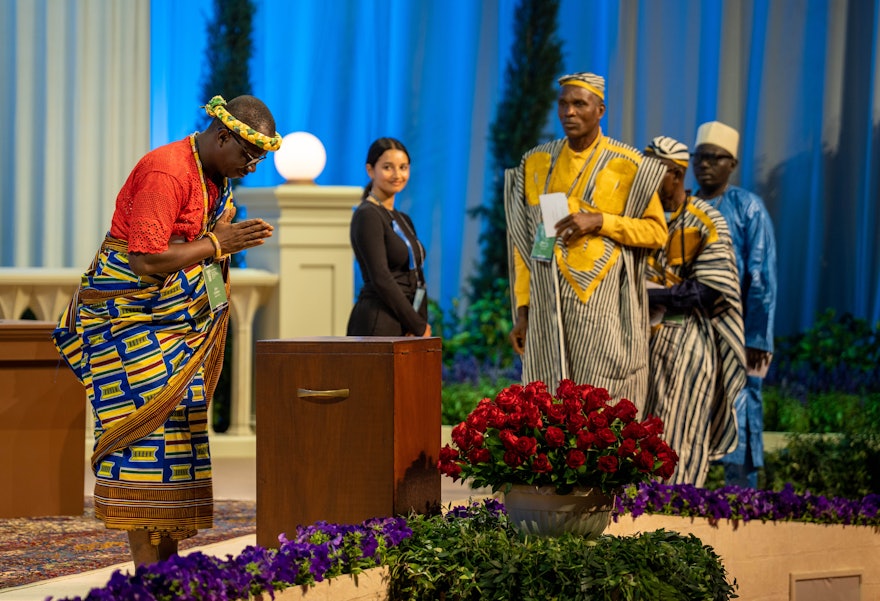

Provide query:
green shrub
left=762, top=385, right=810, bottom=433
left=763, top=432, right=880, bottom=498
left=441, top=378, right=517, bottom=426
left=430, top=282, right=519, bottom=376
left=763, top=387, right=880, bottom=435
left=388, top=501, right=736, bottom=600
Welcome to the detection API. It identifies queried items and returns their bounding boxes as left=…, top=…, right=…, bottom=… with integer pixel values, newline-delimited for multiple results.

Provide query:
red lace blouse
left=109, top=138, right=220, bottom=254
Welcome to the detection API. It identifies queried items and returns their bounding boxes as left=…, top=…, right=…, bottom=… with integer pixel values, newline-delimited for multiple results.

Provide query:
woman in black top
left=347, top=138, right=431, bottom=337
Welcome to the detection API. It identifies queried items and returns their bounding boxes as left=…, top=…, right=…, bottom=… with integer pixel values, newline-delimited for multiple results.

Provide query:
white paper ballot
left=539, top=192, right=570, bottom=238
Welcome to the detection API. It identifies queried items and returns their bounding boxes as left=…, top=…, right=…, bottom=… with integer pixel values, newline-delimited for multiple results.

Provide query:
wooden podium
left=0, top=320, right=86, bottom=517
left=255, top=336, right=441, bottom=548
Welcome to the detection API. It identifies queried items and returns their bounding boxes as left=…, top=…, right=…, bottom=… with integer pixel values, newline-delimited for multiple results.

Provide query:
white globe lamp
left=274, top=131, right=327, bottom=183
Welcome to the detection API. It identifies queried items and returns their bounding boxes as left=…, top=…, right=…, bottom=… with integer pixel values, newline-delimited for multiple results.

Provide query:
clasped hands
left=212, top=207, right=274, bottom=255
left=554, top=212, right=603, bottom=245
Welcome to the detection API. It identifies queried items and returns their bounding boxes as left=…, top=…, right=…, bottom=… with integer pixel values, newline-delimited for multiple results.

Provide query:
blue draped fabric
left=147, top=0, right=880, bottom=336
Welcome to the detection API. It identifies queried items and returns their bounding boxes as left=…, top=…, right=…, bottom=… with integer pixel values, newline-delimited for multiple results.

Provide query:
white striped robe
left=644, top=198, right=746, bottom=487
left=505, top=136, right=666, bottom=403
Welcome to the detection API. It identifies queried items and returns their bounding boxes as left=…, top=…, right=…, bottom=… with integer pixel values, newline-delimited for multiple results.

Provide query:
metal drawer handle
left=296, top=388, right=350, bottom=401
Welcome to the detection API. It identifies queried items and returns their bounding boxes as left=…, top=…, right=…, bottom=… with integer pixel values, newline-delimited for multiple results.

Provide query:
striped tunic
left=505, top=135, right=666, bottom=402
left=643, top=198, right=746, bottom=487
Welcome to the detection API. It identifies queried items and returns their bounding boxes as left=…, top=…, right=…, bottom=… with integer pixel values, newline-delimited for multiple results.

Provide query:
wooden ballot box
left=255, top=336, right=441, bottom=548
left=0, top=320, right=86, bottom=517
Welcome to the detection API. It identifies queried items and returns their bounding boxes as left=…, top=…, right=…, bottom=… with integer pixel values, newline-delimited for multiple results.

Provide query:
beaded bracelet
left=205, top=232, right=223, bottom=260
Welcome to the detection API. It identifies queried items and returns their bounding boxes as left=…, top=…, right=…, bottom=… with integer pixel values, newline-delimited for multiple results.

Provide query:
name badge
left=531, top=227, right=555, bottom=262
left=203, top=263, right=228, bottom=312
left=413, top=286, right=426, bottom=311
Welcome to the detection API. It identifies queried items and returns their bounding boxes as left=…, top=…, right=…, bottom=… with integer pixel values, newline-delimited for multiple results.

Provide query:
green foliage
left=197, top=0, right=256, bottom=128
left=387, top=504, right=735, bottom=600
left=763, top=387, right=880, bottom=435
left=769, top=309, right=880, bottom=396
left=466, top=0, right=564, bottom=305
left=763, top=432, right=880, bottom=498
left=441, top=379, right=515, bottom=426
left=774, top=308, right=880, bottom=375
left=431, top=279, right=520, bottom=375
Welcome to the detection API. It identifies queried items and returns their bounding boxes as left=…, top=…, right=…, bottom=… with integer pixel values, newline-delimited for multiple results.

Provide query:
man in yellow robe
left=505, top=72, right=667, bottom=403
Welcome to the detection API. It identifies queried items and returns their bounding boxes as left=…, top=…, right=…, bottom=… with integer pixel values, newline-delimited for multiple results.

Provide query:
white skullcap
left=645, top=135, right=689, bottom=167
left=694, top=121, right=739, bottom=159
left=557, top=72, right=605, bottom=101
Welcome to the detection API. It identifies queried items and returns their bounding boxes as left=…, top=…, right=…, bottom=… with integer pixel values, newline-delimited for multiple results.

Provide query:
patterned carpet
left=0, top=498, right=256, bottom=589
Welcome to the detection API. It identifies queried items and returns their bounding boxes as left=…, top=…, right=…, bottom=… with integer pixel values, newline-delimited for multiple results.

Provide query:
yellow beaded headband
left=203, top=95, right=282, bottom=151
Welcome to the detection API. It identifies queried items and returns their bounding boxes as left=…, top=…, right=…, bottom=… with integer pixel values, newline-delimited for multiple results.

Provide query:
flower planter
left=607, top=514, right=880, bottom=600
left=503, top=484, right=613, bottom=538
left=254, top=567, right=390, bottom=601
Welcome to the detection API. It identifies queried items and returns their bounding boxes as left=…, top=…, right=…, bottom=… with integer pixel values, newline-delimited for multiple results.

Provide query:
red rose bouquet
left=438, top=379, right=679, bottom=496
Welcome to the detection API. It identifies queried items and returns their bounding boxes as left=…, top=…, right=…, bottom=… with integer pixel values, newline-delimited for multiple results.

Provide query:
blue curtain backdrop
left=149, top=0, right=880, bottom=337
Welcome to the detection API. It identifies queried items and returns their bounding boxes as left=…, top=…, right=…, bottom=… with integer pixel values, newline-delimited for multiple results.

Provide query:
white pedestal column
left=234, top=185, right=359, bottom=340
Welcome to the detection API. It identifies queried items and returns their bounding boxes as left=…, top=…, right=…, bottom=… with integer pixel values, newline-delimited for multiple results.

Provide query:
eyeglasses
left=227, top=130, right=267, bottom=168
left=691, top=151, right=734, bottom=165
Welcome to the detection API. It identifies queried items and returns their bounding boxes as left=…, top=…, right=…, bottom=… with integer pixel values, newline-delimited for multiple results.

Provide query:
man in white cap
left=642, top=135, right=746, bottom=487
left=692, top=120, right=777, bottom=489
left=504, top=72, right=668, bottom=402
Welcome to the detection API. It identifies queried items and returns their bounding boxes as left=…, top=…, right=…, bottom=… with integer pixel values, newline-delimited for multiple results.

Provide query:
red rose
left=470, top=430, right=484, bottom=447
left=499, top=429, right=518, bottom=450
left=503, top=450, right=524, bottom=468
left=566, top=449, right=586, bottom=469
left=437, top=448, right=462, bottom=479
left=495, top=388, right=519, bottom=412
left=660, top=445, right=679, bottom=464
left=563, top=396, right=584, bottom=418
left=594, top=427, right=618, bottom=449
left=523, top=380, right=548, bottom=397
left=522, top=404, right=544, bottom=429
left=486, top=406, right=507, bottom=429
left=531, top=453, right=553, bottom=473
left=468, top=448, right=491, bottom=464
left=545, top=426, right=566, bottom=448
left=656, top=446, right=679, bottom=477
left=439, top=445, right=459, bottom=462
left=656, top=457, right=676, bottom=479
left=506, top=408, right=526, bottom=429
left=588, top=411, right=609, bottom=431
left=642, top=415, right=665, bottom=436
left=616, top=438, right=637, bottom=457
left=547, top=404, right=567, bottom=424
left=514, top=436, right=538, bottom=457
left=633, top=449, right=655, bottom=472
left=611, top=398, right=638, bottom=423
left=597, top=455, right=619, bottom=473
left=466, top=412, right=488, bottom=432
left=451, top=423, right=470, bottom=449
left=641, top=435, right=664, bottom=453
left=621, top=422, right=647, bottom=440
left=438, top=460, right=462, bottom=479
left=566, top=413, right=587, bottom=434
left=575, top=429, right=596, bottom=450
left=555, top=378, right=578, bottom=401
left=584, top=387, right=611, bottom=411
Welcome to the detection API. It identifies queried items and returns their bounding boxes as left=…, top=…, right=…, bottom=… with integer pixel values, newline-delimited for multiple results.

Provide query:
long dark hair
left=362, top=137, right=411, bottom=200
